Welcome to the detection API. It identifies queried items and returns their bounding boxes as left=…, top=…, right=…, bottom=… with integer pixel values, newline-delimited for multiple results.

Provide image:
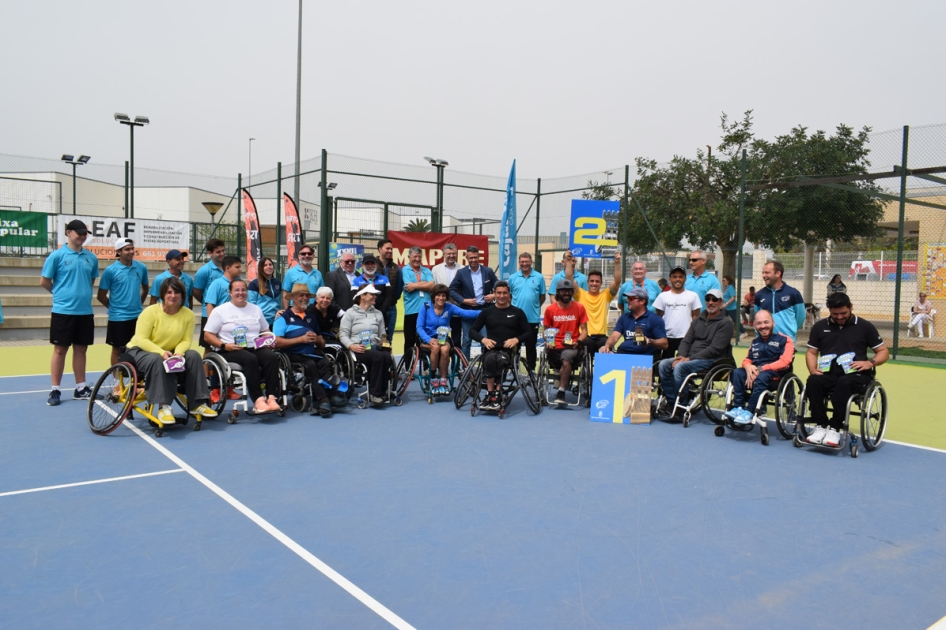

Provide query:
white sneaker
left=823, top=428, right=841, bottom=447
left=807, top=425, right=827, bottom=444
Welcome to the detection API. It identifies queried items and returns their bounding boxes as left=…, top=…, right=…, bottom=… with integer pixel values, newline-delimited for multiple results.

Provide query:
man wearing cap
left=652, top=265, right=703, bottom=360
left=150, top=249, right=193, bottom=309
left=351, top=253, right=390, bottom=310
left=753, top=259, right=806, bottom=343
left=618, top=261, right=661, bottom=313
left=204, top=256, right=242, bottom=316
left=656, top=287, right=733, bottom=413
left=449, top=245, right=497, bottom=359
left=40, top=219, right=100, bottom=405
left=324, top=250, right=359, bottom=311
left=282, top=244, right=324, bottom=310
left=97, top=238, right=150, bottom=366
left=432, top=243, right=463, bottom=347
left=192, top=238, right=226, bottom=354
left=548, top=251, right=588, bottom=294
left=508, top=252, right=546, bottom=372
left=542, top=278, right=589, bottom=405
left=600, top=287, right=668, bottom=357
left=565, top=250, right=622, bottom=354
left=684, top=250, right=721, bottom=311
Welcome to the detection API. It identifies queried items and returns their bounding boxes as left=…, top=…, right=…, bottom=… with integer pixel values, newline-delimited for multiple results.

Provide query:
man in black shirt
left=469, top=281, right=531, bottom=410
left=804, top=292, right=888, bottom=447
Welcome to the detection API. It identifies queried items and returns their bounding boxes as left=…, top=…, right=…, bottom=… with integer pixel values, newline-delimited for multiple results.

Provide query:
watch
left=869, top=358, right=876, bottom=365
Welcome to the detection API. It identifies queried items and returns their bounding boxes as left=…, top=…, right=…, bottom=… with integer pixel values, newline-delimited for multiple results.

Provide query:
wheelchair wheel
left=393, top=349, right=417, bottom=398
left=88, top=362, right=136, bottom=435
left=775, top=373, right=803, bottom=440
left=537, top=352, right=551, bottom=404
left=701, top=365, right=733, bottom=425
left=516, top=357, right=542, bottom=415
left=290, top=394, right=307, bottom=413
left=454, top=355, right=483, bottom=409
left=203, top=353, right=230, bottom=414
left=418, top=351, right=432, bottom=397
left=581, top=353, right=593, bottom=408
left=860, top=382, right=888, bottom=452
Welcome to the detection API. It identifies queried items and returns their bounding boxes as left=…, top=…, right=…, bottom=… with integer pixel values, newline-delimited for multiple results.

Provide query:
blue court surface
left=2, top=371, right=945, bottom=629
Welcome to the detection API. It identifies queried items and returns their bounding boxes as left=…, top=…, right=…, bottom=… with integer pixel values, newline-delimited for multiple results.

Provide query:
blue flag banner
left=569, top=199, right=620, bottom=259
left=590, top=353, right=654, bottom=424
left=498, top=160, right=517, bottom=280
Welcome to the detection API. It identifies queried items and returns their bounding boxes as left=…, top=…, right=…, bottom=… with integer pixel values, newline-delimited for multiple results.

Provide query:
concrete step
left=0, top=312, right=200, bottom=342
left=0, top=295, right=109, bottom=316
left=0, top=257, right=203, bottom=275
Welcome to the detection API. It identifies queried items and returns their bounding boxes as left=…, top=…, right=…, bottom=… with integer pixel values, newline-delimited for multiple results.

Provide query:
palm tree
left=404, top=218, right=431, bottom=233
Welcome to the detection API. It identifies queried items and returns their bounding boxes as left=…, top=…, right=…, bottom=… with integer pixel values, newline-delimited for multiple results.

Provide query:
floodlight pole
left=115, top=115, right=148, bottom=218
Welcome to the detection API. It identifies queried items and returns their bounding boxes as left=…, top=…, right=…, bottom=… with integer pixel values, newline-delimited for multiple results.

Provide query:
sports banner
left=497, top=159, right=517, bottom=280
left=569, top=199, right=620, bottom=259
left=242, top=189, right=262, bottom=282
left=283, top=193, right=302, bottom=270
left=388, top=231, right=489, bottom=268
left=590, top=353, right=654, bottom=424
left=330, top=243, right=364, bottom=273
left=57, top=215, right=188, bottom=260
left=0, top=210, right=47, bottom=248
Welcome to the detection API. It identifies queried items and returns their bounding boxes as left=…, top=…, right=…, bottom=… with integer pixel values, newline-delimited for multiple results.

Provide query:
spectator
left=248, top=257, right=282, bottom=328
left=377, top=238, right=404, bottom=346
left=324, top=250, right=358, bottom=310
left=618, top=260, right=660, bottom=313
left=721, top=274, right=739, bottom=341
left=827, top=274, right=847, bottom=298
left=754, top=260, right=806, bottom=343
left=281, top=244, right=323, bottom=309
left=684, top=250, right=721, bottom=310
left=149, top=249, right=193, bottom=309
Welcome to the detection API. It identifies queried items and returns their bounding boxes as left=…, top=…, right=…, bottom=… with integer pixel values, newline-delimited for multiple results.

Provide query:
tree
left=404, top=218, right=431, bottom=233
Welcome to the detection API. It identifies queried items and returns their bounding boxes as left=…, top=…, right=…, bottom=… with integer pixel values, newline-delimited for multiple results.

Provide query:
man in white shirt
left=653, top=265, right=702, bottom=360
left=432, top=243, right=462, bottom=346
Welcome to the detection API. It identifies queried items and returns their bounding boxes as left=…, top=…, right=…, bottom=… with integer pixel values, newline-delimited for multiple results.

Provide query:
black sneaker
left=330, top=395, right=348, bottom=408
left=47, top=389, right=61, bottom=406
left=73, top=386, right=94, bottom=400
left=554, top=390, right=567, bottom=405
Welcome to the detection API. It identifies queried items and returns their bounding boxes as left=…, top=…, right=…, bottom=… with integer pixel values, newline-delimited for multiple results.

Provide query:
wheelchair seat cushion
left=227, top=362, right=243, bottom=371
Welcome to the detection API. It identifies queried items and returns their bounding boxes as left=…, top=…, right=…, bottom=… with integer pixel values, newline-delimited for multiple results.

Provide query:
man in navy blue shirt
left=600, top=288, right=668, bottom=357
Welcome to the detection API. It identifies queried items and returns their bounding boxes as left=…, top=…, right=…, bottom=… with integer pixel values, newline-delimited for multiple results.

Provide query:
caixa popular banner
left=0, top=210, right=47, bottom=248
left=58, top=215, right=189, bottom=260
left=388, top=231, right=489, bottom=268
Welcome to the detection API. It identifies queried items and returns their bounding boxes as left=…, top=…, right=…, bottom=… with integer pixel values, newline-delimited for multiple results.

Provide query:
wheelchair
left=87, top=356, right=211, bottom=438
left=536, top=346, right=593, bottom=408
left=454, top=349, right=542, bottom=418
left=280, top=345, right=353, bottom=414
left=202, top=351, right=288, bottom=424
left=653, top=350, right=736, bottom=427
left=701, top=364, right=804, bottom=446
left=792, top=378, right=888, bottom=458
left=348, top=345, right=404, bottom=408
left=395, top=340, right=470, bottom=404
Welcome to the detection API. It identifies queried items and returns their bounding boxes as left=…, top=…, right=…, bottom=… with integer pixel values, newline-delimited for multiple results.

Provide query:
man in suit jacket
left=324, top=250, right=358, bottom=310
left=449, top=245, right=498, bottom=359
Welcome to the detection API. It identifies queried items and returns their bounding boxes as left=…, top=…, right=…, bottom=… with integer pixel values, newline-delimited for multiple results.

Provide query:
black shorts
left=106, top=319, right=138, bottom=348
left=49, top=313, right=95, bottom=347
left=199, top=316, right=211, bottom=348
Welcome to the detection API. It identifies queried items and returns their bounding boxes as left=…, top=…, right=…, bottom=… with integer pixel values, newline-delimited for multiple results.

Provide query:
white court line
left=0, top=389, right=52, bottom=396
left=886, top=439, right=946, bottom=455
left=0, top=469, right=184, bottom=497
left=121, top=420, right=416, bottom=630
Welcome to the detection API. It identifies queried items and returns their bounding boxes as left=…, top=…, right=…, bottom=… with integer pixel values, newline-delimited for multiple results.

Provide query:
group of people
left=39, top=226, right=892, bottom=443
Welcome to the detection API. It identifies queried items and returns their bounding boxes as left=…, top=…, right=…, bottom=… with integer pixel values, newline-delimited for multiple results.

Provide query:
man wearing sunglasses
left=282, top=244, right=324, bottom=310
left=325, top=250, right=359, bottom=310
left=684, top=250, right=721, bottom=311
left=656, top=288, right=733, bottom=413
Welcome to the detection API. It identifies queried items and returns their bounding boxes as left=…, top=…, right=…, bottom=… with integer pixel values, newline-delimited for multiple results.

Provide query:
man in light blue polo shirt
left=192, top=238, right=226, bottom=352
left=40, top=219, right=100, bottom=406
left=97, top=237, right=149, bottom=366
left=150, top=249, right=193, bottom=308
left=618, top=260, right=661, bottom=313
left=282, top=244, right=324, bottom=309
left=204, top=256, right=243, bottom=316
left=548, top=251, right=588, bottom=294
left=508, top=252, right=547, bottom=371
left=684, top=249, right=721, bottom=310
left=400, top=246, right=435, bottom=354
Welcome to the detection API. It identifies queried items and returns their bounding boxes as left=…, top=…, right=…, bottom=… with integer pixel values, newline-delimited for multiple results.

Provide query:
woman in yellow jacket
left=124, top=276, right=217, bottom=425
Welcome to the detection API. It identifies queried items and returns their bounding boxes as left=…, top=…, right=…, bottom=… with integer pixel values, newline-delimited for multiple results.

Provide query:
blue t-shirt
left=754, top=282, right=807, bottom=344
left=617, top=278, right=661, bottom=313
left=415, top=302, right=479, bottom=343
left=508, top=270, right=547, bottom=324
left=205, top=276, right=237, bottom=309
left=248, top=277, right=282, bottom=327
left=149, top=270, right=194, bottom=305
left=272, top=309, right=323, bottom=358
left=193, top=261, right=225, bottom=317
left=548, top=270, right=588, bottom=294
left=41, top=245, right=100, bottom=315
left=685, top=271, right=721, bottom=309
left=99, top=260, right=149, bottom=321
left=401, top=265, right=434, bottom=316
left=283, top=265, right=324, bottom=297
left=613, top=310, right=667, bottom=356
left=723, top=284, right=737, bottom=311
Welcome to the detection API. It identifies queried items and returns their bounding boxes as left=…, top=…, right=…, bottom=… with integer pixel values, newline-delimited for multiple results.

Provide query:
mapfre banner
left=58, top=215, right=188, bottom=260
left=388, top=231, right=489, bottom=268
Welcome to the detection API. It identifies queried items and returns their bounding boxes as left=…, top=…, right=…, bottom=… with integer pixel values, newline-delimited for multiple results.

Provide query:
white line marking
left=0, top=389, right=50, bottom=396
left=886, top=439, right=946, bottom=455
left=121, top=420, right=415, bottom=630
left=928, top=613, right=946, bottom=629
left=93, top=399, right=119, bottom=418
left=0, top=469, right=184, bottom=497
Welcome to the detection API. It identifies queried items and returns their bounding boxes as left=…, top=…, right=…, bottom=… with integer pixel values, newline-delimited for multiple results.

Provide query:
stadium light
left=114, top=113, right=149, bottom=218
left=424, top=157, right=449, bottom=231
left=61, top=154, right=91, bottom=215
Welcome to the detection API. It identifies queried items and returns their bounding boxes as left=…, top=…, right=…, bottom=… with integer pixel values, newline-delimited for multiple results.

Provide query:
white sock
left=160, top=405, right=173, bottom=412
left=51, top=385, right=61, bottom=392
left=75, top=382, right=85, bottom=390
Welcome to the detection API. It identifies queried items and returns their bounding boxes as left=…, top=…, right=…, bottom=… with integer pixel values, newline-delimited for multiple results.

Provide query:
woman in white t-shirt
left=203, top=278, right=282, bottom=413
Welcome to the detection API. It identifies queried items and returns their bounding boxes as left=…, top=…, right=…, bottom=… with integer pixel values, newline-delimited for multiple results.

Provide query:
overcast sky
left=3, top=0, right=944, bottom=181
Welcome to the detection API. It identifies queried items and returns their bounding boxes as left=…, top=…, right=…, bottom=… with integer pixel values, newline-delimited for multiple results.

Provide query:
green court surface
left=3, top=342, right=944, bottom=450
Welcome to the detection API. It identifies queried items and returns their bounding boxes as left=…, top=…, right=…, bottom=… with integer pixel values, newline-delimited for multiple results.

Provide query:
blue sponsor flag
left=498, top=160, right=517, bottom=280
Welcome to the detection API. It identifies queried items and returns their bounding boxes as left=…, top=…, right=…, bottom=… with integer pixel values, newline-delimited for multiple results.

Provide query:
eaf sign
left=569, top=199, right=619, bottom=259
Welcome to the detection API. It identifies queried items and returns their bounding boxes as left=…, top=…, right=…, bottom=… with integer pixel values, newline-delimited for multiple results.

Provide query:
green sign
left=0, top=210, right=48, bottom=248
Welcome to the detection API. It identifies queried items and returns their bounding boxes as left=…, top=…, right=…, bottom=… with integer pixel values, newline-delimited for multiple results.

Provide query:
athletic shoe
left=481, top=393, right=499, bottom=410
left=807, top=425, right=827, bottom=445
left=209, top=388, right=221, bottom=404
left=330, top=395, right=348, bottom=408
left=723, top=407, right=742, bottom=421
left=189, top=404, right=218, bottom=418
left=47, top=390, right=61, bottom=406
left=554, top=390, right=567, bottom=405
left=157, top=406, right=175, bottom=425
left=317, top=401, right=333, bottom=418
left=253, top=397, right=270, bottom=413
left=442, top=379, right=452, bottom=395
left=823, top=428, right=841, bottom=447
left=369, top=395, right=385, bottom=405
left=73, top=386, right=94, bottom=400
left=227, top=387, right=242, bottom=400
left=266, top=395, right=281, bottom=412
left=734, top=409, right=754, bottom=425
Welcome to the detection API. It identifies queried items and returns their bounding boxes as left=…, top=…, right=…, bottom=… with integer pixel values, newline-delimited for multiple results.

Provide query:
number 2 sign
left=569, top=199, right=619, bottom=259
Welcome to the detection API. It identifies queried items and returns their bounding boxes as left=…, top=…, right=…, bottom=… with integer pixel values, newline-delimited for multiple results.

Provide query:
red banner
left=242, top=189, right=262, bottom=282
left=283, top=193, right=302, bottom=269
left=388, top=231, right=489, bottom=268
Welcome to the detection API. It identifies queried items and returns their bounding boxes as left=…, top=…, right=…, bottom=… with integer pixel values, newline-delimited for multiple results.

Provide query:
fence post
left=892, top=125, right=910, bottom=359
left=319, top=149, right=330, bottom=274
left=276, top=162, right=283, bottom=277
left=383, top=203, right=389, bottom=237
left=236, top=174, right=242, bottom=260
left=534, top=178, right=542, bottom=272
left=622, top=166, right=630, bottom=279
left=736, top=149, right=747, bottom=346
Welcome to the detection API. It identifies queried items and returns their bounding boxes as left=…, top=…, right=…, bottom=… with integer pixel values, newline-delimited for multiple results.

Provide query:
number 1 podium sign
left=590, top=353, right=654, bottom=424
